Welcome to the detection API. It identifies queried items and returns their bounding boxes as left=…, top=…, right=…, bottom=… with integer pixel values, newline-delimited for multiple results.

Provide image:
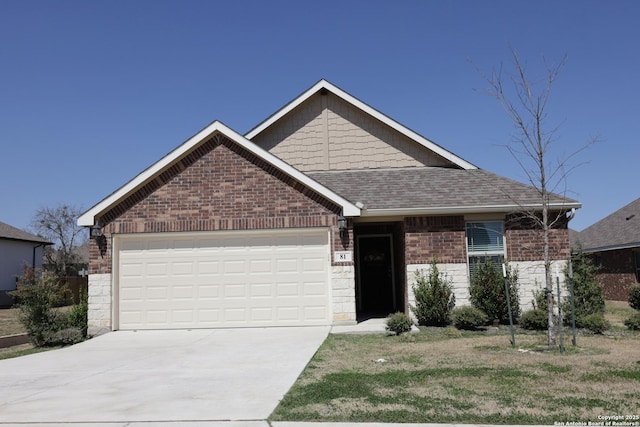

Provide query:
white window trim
left=465, top=221, right=507, bottom=276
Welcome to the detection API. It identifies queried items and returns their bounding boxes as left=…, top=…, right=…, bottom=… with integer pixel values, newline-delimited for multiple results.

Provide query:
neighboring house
left=574, top=198, right=640, bottom=301
left=43, top=240, right=90, bottom=276
left=79, top=80, right=580, bottom=336
left=0, top=221, right=52, bottom=307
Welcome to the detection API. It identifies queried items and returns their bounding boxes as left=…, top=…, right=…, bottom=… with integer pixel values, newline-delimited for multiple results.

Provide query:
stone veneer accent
left=331, top=265, right=356, bottom=324
left=406, top=260, right=569, bottom=318
left=407, top=263, right=470, bottom=312
left=87, top=273, right=112, bottom=336
left=512, top=260, right=568, bottom=312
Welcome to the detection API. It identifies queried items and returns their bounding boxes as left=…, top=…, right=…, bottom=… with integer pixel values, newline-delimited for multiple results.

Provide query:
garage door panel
left=117, top=229, right=330, bottom=330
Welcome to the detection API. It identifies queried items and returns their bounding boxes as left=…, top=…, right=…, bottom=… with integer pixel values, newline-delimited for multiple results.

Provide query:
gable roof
left=577, top=197, right=640, bottom=252
left=308, top=167, right=581, bottom=216
left=78, top=121, right=361, bottom=227
left=245, top=79, right=478, bottom=170
left=0, top=221, right=51, bottom=244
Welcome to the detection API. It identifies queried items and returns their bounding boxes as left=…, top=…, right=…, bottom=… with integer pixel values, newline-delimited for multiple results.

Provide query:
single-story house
left=79, top=80, right=579, bottom=335
left=574, top=197, right=640, bottom=301
left=0, top=221, right=52, bottom=307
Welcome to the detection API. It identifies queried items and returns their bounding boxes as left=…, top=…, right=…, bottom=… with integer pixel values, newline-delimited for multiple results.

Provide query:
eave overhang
left=359, top=202, right=582, bottom=218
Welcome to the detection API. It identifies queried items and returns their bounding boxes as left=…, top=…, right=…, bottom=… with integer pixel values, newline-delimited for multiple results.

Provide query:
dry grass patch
left=605, top=300, right=635, bottom=329
left=0, top=308, right=26, bottom=336
left=272, top=329, right=640, bottom=424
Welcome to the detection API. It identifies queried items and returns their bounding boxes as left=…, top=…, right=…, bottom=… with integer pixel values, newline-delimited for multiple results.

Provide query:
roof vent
left=626, top=214, right=635, bottom=221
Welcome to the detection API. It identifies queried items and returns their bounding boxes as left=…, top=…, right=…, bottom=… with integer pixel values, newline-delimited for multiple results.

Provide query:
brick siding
left=589, top=249, right=638, bottom=301
left=89, top=133, right=343, bottom=274
left=404, top=215, right=467, bottom=264
left=505, top=213, right=570, bottom=261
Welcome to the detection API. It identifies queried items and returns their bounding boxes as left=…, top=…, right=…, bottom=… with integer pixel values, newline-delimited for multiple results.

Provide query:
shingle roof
left=307, top=167, right=580, bottom=215
left=577, top=197, right=640, bottom=252
left=0, top=221, right=51, bottom=244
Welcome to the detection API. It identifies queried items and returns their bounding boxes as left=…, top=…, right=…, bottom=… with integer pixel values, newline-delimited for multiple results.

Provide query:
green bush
left=624, top=312, right=640, bottom=330
left=66, top=290, right=88, bottom=337
left=531, top=286, right=548, bottom=312
left=563, top=251, right=605, bottom=322
left=52, top=327, right=85, bottom=345
left=519, top=309, right=549, bottom=330
left=629, top=285, right=640, bottom=311
left=410, top=258, right=455, bottom=326
left=580, top=313, right=610, bottom=334
left=469, top=258, right=519, bottom=323
left=450, top=306, right=489, bottom=330
left=10, top=268, right=87, bottom=346
left=10, top=268, right=68, bottom=346
left=385, top=312, right=414, bottom=335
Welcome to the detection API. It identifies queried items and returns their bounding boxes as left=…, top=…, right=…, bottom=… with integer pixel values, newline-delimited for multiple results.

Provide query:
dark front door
left=357, top=235, right=395, bottom=316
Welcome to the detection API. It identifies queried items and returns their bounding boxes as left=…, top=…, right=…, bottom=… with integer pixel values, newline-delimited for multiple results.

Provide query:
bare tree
left=478, top=48, right=595, bottom=346
left=31, top=204, right=87, bottom=276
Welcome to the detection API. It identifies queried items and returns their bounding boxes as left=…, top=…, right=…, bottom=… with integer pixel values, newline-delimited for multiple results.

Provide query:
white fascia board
left=362, top=202, right=582, bottom=217
left=245, top=79, right=478, bottom=170
left=78, top=121, right=360, bottom=227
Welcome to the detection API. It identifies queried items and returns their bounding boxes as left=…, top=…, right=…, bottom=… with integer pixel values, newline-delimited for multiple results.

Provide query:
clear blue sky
left=1, top=0, right=638, bottom=232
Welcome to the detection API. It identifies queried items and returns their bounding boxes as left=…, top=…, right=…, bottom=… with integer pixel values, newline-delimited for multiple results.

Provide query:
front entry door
left=357, top=235, right=395, bottom=316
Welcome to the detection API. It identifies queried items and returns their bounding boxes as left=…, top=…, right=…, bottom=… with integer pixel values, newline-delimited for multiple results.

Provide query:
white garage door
left=115, top=229, right=330, bottom=330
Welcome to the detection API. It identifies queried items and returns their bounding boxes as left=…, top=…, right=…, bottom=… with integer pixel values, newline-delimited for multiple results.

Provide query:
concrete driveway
left=0, top=327, right=329, bottom=425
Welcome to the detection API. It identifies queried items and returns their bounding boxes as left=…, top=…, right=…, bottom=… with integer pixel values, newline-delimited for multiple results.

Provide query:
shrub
left=385, top=312, right=414, bottom=335
left=469, top=258, right=519, bottom=323
left=531, top=286, right=548, bottom=312
left=629, top=285, right=640, bottom=311
left=580, top=313, right=610, bottom=334
left=624, top=312, right=640, bottom=330
left=10, top=268, right=88, bottom=346
left=52, top=327, right=85, bottom=345
left=519, top=309, right=549, bottom=330
left=563, top=251, right=605, bottom=321
left=66, top=291, right=88, bottom=337
left=410, top=258, right=455, bottom=326
left=10, top=268, right=68, bottom=347
left=450, top=306, right=489, bottom=330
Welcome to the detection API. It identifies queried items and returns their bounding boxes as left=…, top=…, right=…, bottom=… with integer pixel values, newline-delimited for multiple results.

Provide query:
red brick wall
left=90, top=134, right=343, bottom=274
left=401, top=213, right=571, bottom=266
left=505, top=213, right=570, bottom=261
left=404, top=216, right=466, bottom=264
left=505, top=228, right=570, bottom=261
left=589, top=249, right=638, bottom=301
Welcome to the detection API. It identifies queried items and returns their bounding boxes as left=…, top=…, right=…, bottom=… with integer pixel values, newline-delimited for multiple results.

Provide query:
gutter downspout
left=32, top=242, right=53, bottom=270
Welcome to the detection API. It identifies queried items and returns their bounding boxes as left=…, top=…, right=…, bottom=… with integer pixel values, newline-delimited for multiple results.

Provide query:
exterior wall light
left=337, top=215, right=347, bottom=238
left=90, top=224, right=103, bottom=239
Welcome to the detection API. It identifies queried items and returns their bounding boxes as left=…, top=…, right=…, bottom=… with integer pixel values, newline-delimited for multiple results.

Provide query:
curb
left=0, top=333, right=29, bottom=349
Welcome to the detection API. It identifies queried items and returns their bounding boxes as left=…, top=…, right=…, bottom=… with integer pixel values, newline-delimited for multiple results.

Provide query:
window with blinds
left=466, top=221, right=506, bottom=276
